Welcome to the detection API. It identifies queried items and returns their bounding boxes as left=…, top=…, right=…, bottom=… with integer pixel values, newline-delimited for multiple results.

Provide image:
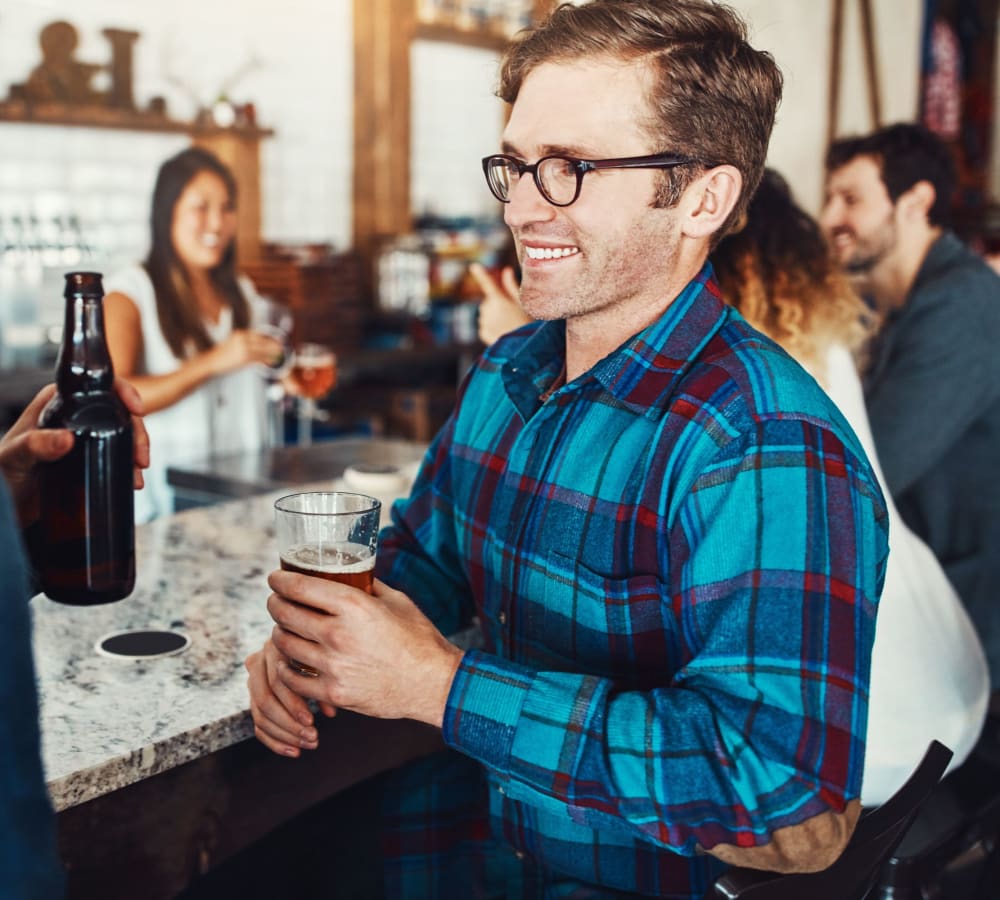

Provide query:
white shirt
left=822, top=344, right=989, bottom=805
left=104, top=264, right=269, bottom=523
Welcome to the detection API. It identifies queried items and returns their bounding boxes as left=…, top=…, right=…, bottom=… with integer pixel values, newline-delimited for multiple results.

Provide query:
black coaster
left=95, top=629, right=191, bottom=660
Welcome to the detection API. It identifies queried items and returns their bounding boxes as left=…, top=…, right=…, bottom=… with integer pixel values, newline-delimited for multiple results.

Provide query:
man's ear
left=679, top=165, right=743, bottom=240
left=898, top=179, right=936, bottom=223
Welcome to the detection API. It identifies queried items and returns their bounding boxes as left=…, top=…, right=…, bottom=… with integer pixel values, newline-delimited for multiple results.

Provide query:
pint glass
left=274, top=491, right=381, bottom=676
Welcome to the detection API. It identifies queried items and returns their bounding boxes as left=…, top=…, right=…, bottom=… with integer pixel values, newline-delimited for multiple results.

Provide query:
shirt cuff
left=441, top=648, right=535, bottom=772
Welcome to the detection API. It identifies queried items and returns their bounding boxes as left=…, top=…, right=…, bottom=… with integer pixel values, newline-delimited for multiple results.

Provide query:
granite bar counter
left=32, top=460, right=455, bottom=898
left=32, top=488, right=294, bottom=811
left=35, top=434, right=429, bottom=811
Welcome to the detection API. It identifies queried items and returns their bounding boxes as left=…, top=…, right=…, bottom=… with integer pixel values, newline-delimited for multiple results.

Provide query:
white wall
left=410, top=39, right=505, bottom=221
left=0, top=0, right=354, bottom=250
left=730, top=0, right=923, bottom=213
left=409, top=0, right=926, bottom=221
left=0, top=0, right=929, bottom=249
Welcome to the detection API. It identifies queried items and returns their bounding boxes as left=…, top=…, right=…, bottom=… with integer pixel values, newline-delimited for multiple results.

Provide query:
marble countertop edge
left=49, top=710, right=255, bottom=811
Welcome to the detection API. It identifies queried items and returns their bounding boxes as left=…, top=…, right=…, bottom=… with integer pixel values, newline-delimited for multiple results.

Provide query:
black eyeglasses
left=482, top=152, right=699, bottom=208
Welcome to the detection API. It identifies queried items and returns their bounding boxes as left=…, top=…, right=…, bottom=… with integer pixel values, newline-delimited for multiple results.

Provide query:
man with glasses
left=246, top=1, right=888, bottom=896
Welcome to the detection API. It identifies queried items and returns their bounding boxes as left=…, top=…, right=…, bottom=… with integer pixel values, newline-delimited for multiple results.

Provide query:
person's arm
left=440, top=418, right=887, bottom=873
left=0, top=479, right=65, bottom=897
left=104, top=290, right=282, bottom=415
left=253, top=411, right=886, bottom=869
left=866, top=283, right=997, bottom=495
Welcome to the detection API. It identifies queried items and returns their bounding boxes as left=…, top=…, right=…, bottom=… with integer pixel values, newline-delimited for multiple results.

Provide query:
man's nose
left=503, top=173, right=557, bottom=229
left=818, top=200, right=841, bottom=232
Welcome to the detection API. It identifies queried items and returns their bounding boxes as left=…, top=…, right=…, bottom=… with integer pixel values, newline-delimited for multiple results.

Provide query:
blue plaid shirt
left=377, top=264, right=888, bottom=897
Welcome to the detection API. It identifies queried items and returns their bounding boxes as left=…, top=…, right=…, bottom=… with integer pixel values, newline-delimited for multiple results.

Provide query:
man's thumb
left=22, top=428, right=75, bottom=463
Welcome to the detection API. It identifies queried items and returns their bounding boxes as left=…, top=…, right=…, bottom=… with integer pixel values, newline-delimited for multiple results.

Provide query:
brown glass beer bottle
left=37, top=272, right=135, bottom=604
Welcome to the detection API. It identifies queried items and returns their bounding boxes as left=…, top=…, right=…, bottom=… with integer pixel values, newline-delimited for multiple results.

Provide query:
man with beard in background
left=822, top=122, right=1000, bottom=688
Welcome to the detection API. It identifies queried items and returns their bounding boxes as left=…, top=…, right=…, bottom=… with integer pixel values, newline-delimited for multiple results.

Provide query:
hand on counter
left=246, top=570, right=465, bottom=757
left=0, top=379, right=149, bottom=527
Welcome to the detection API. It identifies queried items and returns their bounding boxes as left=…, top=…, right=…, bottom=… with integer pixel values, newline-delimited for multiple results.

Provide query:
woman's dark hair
left=143, top=147, right=249, bottom=358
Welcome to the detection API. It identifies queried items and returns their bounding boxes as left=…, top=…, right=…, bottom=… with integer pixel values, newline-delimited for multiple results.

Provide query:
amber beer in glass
left=287, top=343, right=337, bottom=399
left=37, top=272, right=135, bottom=605
left=274, top=491, right=381, bottom=676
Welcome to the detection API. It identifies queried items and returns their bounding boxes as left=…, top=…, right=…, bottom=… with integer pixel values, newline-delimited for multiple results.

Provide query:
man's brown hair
left=498, top=0, right=783, bottom=238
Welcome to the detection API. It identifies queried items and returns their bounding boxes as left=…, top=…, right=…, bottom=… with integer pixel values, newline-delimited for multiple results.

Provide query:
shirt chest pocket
left=539, top=550, right=677, bottom=683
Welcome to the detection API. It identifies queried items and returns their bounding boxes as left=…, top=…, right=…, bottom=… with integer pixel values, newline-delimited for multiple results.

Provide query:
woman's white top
left=104, top=265, right=269, bottom=523
left=822, top=344, right=989, bottom=805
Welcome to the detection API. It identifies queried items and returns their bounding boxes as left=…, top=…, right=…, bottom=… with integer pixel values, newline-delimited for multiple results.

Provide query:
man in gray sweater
left=821, top=122, right=1000, bottom=687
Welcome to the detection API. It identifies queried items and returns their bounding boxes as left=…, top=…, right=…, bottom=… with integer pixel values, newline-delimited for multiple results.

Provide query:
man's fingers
left=249, top=685, right=313, bottom=745
left=132, top=414, right=150, bottom=470
left=113, top=376, right=145, bottom=417
left=245, top=646, right=319, bottom=754
left=267, top=570, right=361, bottom=617
left=468, top=262, right=495, bottom=297
left=251, top=720, right=306, bottom=758
left=21, top=429, right=75, bottom=464
left=500, top=265, right=521, bottom=300
left=113, top=376, right=150, bottom=478
left=22, top=384, right=57, bottom=420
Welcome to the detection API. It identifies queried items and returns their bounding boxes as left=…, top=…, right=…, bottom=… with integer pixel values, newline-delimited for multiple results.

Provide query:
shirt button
left=498, top=611, right=507, bottom=625
left=515, top=851, right=526, bottom=860
left=497, top=785, right=505, bottom=796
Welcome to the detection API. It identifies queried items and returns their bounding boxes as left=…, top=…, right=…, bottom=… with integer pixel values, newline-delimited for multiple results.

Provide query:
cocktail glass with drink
left=273, top=491, right=381, bottom=677
left=285, top=342, right=337, bottom=447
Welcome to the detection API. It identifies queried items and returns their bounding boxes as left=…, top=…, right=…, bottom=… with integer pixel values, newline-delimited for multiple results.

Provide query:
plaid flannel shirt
left=376, top=264, right=888, bottom=898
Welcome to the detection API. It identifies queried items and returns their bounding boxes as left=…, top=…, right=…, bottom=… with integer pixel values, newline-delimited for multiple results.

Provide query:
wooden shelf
left=0, top=100, right=273, bottom=138
left=413, top=19, right=511, bottom=51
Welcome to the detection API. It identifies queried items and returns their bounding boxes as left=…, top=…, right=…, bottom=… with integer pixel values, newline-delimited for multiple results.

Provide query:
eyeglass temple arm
left=582, top=154, right=696, bottom=172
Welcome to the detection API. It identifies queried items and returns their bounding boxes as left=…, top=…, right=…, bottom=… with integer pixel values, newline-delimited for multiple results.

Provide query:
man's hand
left=469, top=262, right=532, bottom=345
left=266, top=571, right=464, bottom=728
left=0, top=379, right=149, bottom=526
left=245, top=638, right=323, bottom=757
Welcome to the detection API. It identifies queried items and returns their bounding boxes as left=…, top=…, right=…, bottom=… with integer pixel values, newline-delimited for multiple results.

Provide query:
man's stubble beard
left=516, top=213, right=682, bottom=326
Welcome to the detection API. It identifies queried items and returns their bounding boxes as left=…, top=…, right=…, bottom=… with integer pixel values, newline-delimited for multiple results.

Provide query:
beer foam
left=282, top=542, right=374, bottom=574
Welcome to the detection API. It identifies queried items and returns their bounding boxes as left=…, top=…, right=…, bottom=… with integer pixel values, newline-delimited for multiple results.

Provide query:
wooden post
left=353, top=0, right=415, bottom=290
left=827, top=0, right=845, bottom=148
left=858, top=0, right=882, bottom=130
left=827, top=0, right=882, bottom=146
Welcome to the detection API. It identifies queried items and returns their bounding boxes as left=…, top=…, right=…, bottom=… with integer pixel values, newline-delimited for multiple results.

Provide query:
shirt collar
left=501, top=262, right=731, bottom=420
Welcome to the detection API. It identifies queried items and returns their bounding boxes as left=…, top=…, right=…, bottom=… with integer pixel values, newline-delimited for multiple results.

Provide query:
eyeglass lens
left=487, top=157, right=578, bottom=206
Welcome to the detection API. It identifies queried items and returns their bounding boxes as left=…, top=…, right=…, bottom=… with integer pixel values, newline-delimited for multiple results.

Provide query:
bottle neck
left=56, top=294, right=115, bottom=393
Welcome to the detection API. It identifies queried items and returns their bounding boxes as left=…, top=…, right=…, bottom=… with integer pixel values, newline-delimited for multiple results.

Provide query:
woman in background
left=105, top=147, right=282, bottom=522
left=713, top=169, right=990, bottom=805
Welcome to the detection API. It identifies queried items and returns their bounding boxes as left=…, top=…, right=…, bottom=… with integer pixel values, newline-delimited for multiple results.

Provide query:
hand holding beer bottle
left=0, top=380, right=149, bottom=529
left=0, top=378, right=149, bottom=528
left=28, top=273, right=151, bottom=604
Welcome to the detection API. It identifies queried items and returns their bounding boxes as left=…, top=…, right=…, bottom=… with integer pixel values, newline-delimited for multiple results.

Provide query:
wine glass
left=253, top=297, right=294, bottom=448
left=285, top=343, right=338, bottom=447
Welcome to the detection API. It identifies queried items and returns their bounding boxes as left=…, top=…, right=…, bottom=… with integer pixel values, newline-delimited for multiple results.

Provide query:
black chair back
left=707, top=740, right=954, bottom=900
